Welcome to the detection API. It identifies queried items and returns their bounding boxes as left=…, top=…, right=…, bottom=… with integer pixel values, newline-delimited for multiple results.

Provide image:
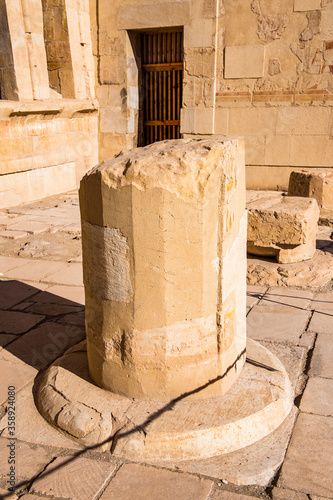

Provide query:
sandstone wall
left=0, top=100, right=98, bottom=208
left=0, top=0, right=97, bottom=208
left=93, top=0, right=333, bottom=189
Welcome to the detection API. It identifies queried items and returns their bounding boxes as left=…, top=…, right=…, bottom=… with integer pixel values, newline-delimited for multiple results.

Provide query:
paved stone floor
left=0, top=192, right=332, bottom=500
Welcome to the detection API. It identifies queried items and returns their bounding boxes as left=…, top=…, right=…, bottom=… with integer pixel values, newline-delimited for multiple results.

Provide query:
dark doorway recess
left=140, top=30, right=183, bottom=146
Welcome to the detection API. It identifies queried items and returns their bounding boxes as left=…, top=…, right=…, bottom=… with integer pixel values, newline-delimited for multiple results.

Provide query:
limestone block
left=247, top=191, right=319, bottom=264
left=294, top=0, right=321, bottom=11
left=288, top=169, right=333, bottom=211
left=117, top=1, right=191, bottom=30
left=224, top=45, right=265, bottom=79
left=80, top=137, right=247, bottom=400
left=184, top=18, right=214, bottom=48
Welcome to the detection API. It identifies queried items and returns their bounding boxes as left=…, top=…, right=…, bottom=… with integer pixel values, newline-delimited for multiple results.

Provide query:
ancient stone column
left=79, top=137, right=247, bottom=400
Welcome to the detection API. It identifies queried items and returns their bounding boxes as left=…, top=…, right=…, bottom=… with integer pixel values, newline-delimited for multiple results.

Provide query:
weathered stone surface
left=278, top=413, right=333, bottom=497
left=210, top=491, right=262, bottom=500
left=0, top=438, right=54, bottom=481
left=37, top=339, right=294, bottom=463
left=247, top=191, right=319, bottom=264
left=153, top=406, right=298, bottom=487
left=0, top=382, right=81, bottom=450
left=100, top=463, right=213, bottom=500
left=80, top=137, right=247, bottom=400
left=31, top=456, right=116, bottom=500
left=0, top=310, right=45, bottom=335
left=224, top=45, right=265, bottom=79
left=246, top=285, right=267, bottom=309
left=271, top=487, right=308, bottom=499
left=309, top=333, right=333, bottom=378
left=0, top=349, right=37, bottom=405
left=288, top=169, right=333, bottom=212
left=247, top=251, right=333, bottom=289
left=300, top=377, right=333, bottom=416
left=6, top=321, right=85, bottom=370
left=247, top=305, right=310, bottom=344
left=308, top=311, right=333, bottom=335
left=259, top=287, right=313, bottom=310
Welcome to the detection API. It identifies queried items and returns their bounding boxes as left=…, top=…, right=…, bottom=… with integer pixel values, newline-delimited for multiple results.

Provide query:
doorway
left=140, top=30, right=183, bottom=146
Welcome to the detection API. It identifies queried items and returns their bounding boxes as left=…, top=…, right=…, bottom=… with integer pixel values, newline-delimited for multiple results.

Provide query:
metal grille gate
left=141, top=30, right=183, bottom=146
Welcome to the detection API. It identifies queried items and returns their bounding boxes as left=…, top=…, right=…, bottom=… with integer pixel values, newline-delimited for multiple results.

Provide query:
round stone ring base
left=37, top=339, right=293, bottom=462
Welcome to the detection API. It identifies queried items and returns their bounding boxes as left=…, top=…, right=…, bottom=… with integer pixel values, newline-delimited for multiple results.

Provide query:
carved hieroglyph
left=79, top=137, right=247, bottom=400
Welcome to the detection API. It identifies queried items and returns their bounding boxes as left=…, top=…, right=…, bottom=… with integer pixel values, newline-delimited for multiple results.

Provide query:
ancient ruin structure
left=289, top=169, right=333, bottom=212
left=38, top=137, right=293, bottom=463
left=79, top=137, right=247, bottom=399
left=247, top=191, right=319, bottom=263
left=1, top=0, right=332, bottom=206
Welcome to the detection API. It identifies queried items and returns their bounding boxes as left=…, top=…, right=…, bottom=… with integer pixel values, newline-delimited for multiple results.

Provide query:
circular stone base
left=37, top=339, right=293, bottom=461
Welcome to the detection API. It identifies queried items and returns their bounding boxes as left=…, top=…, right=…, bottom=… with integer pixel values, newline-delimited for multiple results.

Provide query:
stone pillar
left=80, top=137, right=246, bottom=400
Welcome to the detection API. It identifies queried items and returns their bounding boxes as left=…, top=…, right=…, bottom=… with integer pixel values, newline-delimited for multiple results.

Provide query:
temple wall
left=94, top=0, right=333, bottom=190
left=0, top=0, right=97, bottom=208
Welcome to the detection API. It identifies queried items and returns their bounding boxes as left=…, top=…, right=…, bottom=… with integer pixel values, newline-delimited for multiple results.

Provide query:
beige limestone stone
left=80, top=137, right=247, bottom=400
left=224, top=46, right=265, bottom=79
left=247, top=250, right=333, bottom=289
left=247, top=191, right=319, bottom=263
left=310, top=333, right=333, bottom=378
left=37, top=339, right=293, bottom=462
left=294, top=0, right=321, bottom=10
left=99, top=464, right=213, bottom=500
left=288, top=169, right=333, bottom=212
left=278, top=413, right=333, bottom=497
left=300, top=377, right=333, bottom=416
left=31, top=456, right=117, bottom=500
left=117, top=2, right=191, bottom=30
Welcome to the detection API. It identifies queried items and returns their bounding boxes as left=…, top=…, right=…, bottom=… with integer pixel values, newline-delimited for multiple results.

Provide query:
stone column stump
left=79, top=137, right=247, bottom=400
left=37, top=137, right=293, bottom=465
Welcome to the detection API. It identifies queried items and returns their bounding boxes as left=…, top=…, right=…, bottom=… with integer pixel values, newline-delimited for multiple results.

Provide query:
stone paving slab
left=311, top=291, right=333, bottom=312
left=309, top=333, right=333, bottom=378
left=0, top=311, right=45, bottom=335
left=308, top=311, right=333, bottom=335
left=4, top=261, right=69, bottom=283
left=44, top=263, right=83, bottom=286
left=246, top=286, right=267, bottom=309
left=0, top=487, right=17, bottom=499
left=31, top=456, right=117, bottom=500
left=99, top=463, right=213, bottom=500
left=6, top=321, right=85, bottom=370
left=0, top=349, right=37, bottom=405
left=5, top=221, right=51, bottom=235
left=41, top=285, right=85, bottom=305
left=258, top=287, right=314, bottom=310
left=0, top=231, right=27, bottom=240
left=0, top=334, right=17, bottom=347
left=247, top=305, right=310, bottom=344
left=300, top=377, right=333, bottom=416
left=0, top=281, right=40, bottom=310
left=271, top=487, right=309, bottom=499
left=278, top=413, right=333, bottom=498
left=0, top=439, right=55, bottom=482
left=23, top=301, right=82, bottom=317
left=0, top=257, right=31, bottom=274
left=210, top=490, right=263, bottom=500
left=0, top=383, right=82, bottom=450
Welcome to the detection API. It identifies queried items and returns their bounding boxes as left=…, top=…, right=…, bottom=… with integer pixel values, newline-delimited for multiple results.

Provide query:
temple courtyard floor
left=0, top=191, right=332, bottom=500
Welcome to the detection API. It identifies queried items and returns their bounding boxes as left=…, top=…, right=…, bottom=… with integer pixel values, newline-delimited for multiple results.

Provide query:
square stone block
left=294, top=0, right=321, bottom=10
left=247, top=191, right=319, bottom=263
left=288, top=169, right=333, bottom=211
left=224, top=45, right=265, bottom=79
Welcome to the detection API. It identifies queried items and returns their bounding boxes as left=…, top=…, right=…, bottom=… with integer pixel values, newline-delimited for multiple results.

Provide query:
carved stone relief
left=251, top=0, right=289, bottom=43
left=300, top=10, right=321, bottom=41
